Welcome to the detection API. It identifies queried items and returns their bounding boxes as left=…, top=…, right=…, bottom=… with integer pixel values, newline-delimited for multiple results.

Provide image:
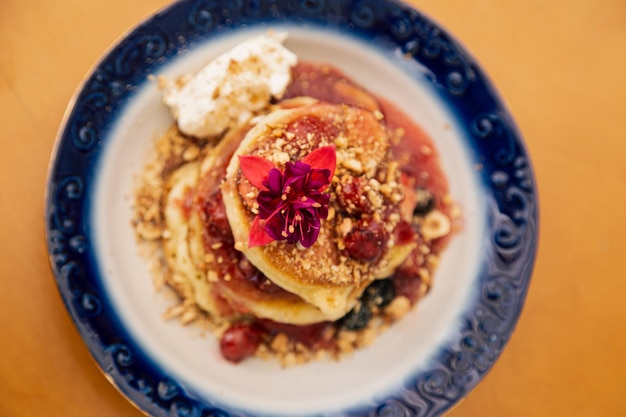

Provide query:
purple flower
left=238, top=146, right=336, bottom=248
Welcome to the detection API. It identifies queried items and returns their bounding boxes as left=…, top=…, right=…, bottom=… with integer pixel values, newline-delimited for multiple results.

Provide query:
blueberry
left=363, top=279, right=395, bottom=308
left=412, top=188, right=436, bottom=217
left=341, top=280, right=395, bottom=331
left=341, top=302, right=372, bottom=331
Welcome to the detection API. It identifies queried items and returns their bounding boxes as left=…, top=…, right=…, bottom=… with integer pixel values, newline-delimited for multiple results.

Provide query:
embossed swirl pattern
left=46, top=1, right=537, bottom=416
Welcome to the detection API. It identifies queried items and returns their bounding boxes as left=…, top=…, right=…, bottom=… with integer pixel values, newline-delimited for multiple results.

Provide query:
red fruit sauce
left=211, top=61, right=453, bottom=362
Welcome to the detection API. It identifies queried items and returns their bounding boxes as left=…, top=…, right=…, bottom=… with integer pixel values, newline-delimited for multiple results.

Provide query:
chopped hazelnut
left=334, top=134, right=348, bottom=148
left=342, top=158, right=363, bottom=174
left=367, top=189, right=383, bottom=208
left=385, top=296, right=411, bottom=320
left=207, top=270, right=219, bottom=282
left=421, top=210, right=451, bottom=241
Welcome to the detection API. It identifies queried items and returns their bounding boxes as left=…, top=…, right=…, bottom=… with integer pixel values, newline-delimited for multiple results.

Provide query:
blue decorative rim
left=45, top=1, right=538, bottom=416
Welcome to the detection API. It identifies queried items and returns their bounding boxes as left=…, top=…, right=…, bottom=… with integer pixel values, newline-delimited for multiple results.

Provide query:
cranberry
left=337, top=177, right=372, bottom=215
left=219, top=323, right=263, bottom=363
left=393, top=252, right=430, bottom=304
left=201, top=191, right=232, bottom=242
left=394, top=220, right=415, bottom=245
left=391, top=273, right=423, bottom=304
left=344, top=220, right=387, bottom=263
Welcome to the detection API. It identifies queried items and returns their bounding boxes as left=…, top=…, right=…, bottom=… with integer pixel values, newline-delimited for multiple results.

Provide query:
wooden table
left=1, top=0, right=624, bottom=415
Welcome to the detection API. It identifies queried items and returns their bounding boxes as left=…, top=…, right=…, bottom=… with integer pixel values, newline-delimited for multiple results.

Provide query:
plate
left=45, top=1, right=538, bottom=416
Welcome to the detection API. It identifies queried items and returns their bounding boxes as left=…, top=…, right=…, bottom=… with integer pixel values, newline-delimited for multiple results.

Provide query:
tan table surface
left=1, top=0, right=625, bottom=416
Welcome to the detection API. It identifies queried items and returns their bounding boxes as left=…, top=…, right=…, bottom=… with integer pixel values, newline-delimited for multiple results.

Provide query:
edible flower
left=239, top=146, right=336, bottom=248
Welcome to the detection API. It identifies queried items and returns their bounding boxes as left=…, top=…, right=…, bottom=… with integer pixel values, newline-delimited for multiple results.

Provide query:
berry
left=363, top=279, right=395, bottom=309
left=341, top=302, right=372, bottom=331
left=219, top=323, right=263, bottom=363
left=412, top=188, right=436, bottom=217
left=344, top=220, right=387, bottom=263
left=202, top=191, right=233, bottom=242
left=392, top=263, right=425, bottom=304
left=394, top=219, right=415, bottom=245
left=337, top=177, right=372, bottom=215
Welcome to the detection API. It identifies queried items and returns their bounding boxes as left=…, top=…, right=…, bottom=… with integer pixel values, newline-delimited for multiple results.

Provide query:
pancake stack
left=160, top=98, right=415, bottom=325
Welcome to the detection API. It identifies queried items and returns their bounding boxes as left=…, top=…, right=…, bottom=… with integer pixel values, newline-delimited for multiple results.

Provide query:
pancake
left=164, top=112, right=331, bottom=325
left=222, top=101, right=414, bottom=319
left=161, top=159, right=226, bottom=315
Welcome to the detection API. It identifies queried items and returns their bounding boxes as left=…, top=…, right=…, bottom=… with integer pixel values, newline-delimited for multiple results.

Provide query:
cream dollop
left=161, top=32, right=297, bottom=139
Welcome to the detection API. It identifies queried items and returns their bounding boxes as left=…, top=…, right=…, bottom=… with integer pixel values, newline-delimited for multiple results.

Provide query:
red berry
left=344, top=220, right=387, bottom=263
left=394, top=220, right=416, bottom=245
left=201, top=191, right=232, bottom=242
left=392, top=272, right=423, bottom=304
left=393, top=251, right=428, bottom=304
left=337, top=176, right=372, bottom=215
left=219, top=323, right=262, bottom=363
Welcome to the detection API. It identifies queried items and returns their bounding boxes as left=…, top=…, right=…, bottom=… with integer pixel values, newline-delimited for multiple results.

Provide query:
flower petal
left=247, top=148, right=335, bottom=248
left=301, top=145, right=336, bottom=179
left=239, top=155, right=275, bottom=191
left=264, top=168, right=285, bottom=194
left=307, top=169, right=332, bottom=190
left=299, top=219, right=321, bottom=248
left=257, top=193, right=284, bottom=219
left=291, top=198, right=317, bottom=210
left=265, top=212, right=288, bottom=242
left=283, top=161, right=309, bottom=189
left=248, top=216, right=275, bottom=248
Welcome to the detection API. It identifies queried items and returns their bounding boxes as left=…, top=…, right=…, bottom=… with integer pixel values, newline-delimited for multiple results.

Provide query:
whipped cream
left=161, top=32, right=297, bottom=139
